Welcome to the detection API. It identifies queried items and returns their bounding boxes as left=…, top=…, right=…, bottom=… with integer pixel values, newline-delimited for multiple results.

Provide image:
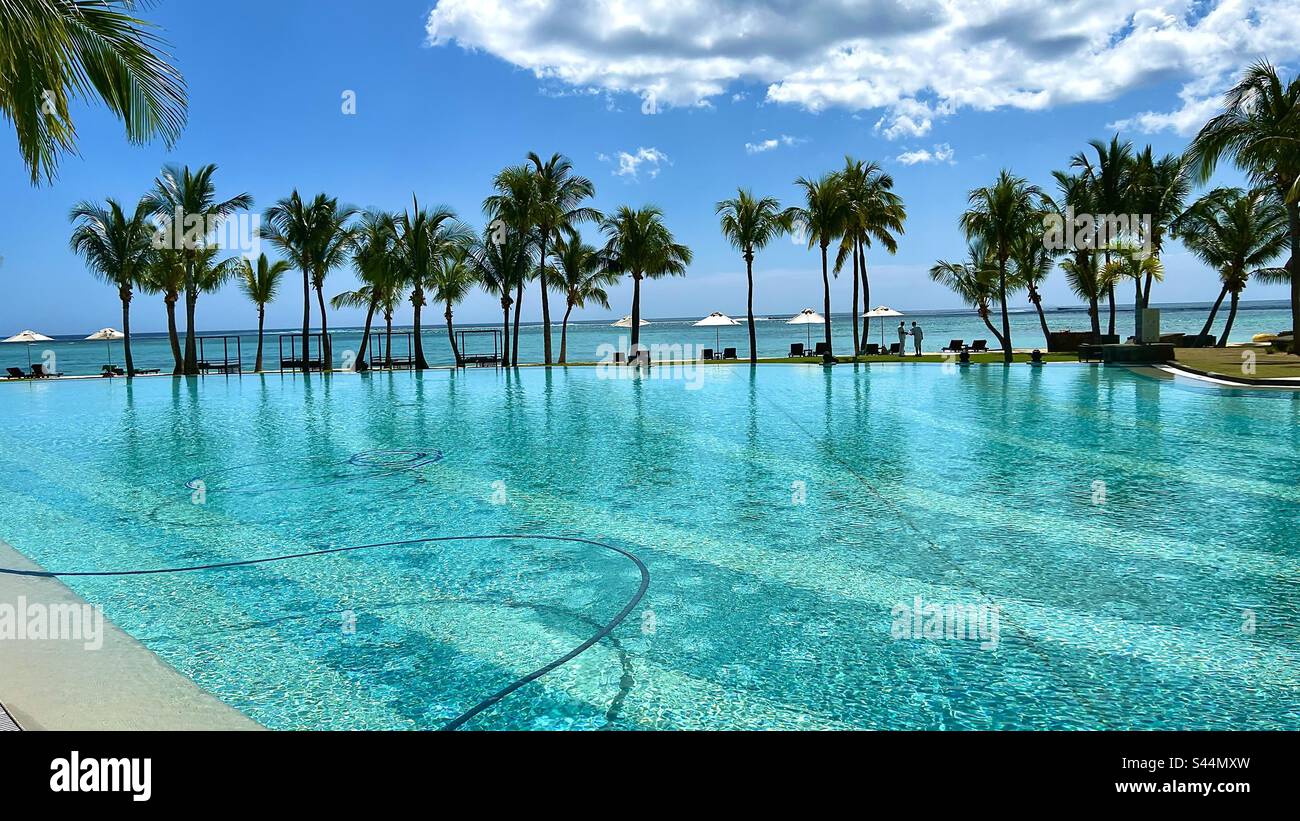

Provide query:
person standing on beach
left=911, top=321, right=924, bottom=356
left=897, top=321, right=907, bottom=356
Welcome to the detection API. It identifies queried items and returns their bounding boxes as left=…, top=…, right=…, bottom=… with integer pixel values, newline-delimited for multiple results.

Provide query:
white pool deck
left=0, top=540, right=260, bottom=731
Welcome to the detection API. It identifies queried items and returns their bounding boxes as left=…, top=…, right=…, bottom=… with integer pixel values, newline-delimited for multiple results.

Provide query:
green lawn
left=1173, top=347, right=1300, bottom=380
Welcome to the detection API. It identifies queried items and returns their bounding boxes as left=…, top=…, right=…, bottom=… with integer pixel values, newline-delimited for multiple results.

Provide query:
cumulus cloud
left=598, top=147, right=670, bottom=180
left=426, top=0, right=1299, bottom=137
left=744, top=134, right=804, bottom=154
left=895, top=143, right=957, bottom=165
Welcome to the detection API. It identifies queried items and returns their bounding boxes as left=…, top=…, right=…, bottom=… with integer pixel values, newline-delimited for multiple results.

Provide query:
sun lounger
left=969, top=340, right=988, bottom=353
left=102, top=365, right=124, bottom=377
left=702, top=348, right=714, bottom=360
left=788, top=343, right=805, bottom=357
left=887, top=343, right=901, bottom=355
left=812, top=342, right=831, bottom=357
left=6, top=367, right=26, bottom=379
left=31, top=364, right=61, bottom=378
left=628, top=348, right=650, bottom=366
left=862, top=343, right=880, bottom=355
left=942, top=339, right=964, bottom=352
left=722, top=347, right=737, bottom=360
left=132, top=368, right=160, bottom=375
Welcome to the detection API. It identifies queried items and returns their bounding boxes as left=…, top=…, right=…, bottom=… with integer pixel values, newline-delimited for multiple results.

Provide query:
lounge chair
left=702, top=348, right=714, bottom=360
left=942, top=339, right=964, bottom=352
left=31, top=364, right=61, bottom=378
left=132, top=368, right=160, bottom=375
left=6, top=367, right=26, bottom=379
left=812, top=342, right=831, bottom=357
left=629, top=348, right=650, bottom=366
left=722, top=347, right=737, bottom=360
left=101, top=365, right=124, bottom=377
left=788, top=343, right=805, bottom=357
left=887, top=343, right=901, bottom=355
left=969, top=340, right=989, bottom=353
left=862, top=343, right=880, bottom=356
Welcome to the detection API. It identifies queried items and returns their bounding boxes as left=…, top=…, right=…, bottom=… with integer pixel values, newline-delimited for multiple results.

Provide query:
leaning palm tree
left=1, top=0, right=186, bottom=184
left=600, top=205, right=693, bottom=350
left=484, top=164, right=538, bottom=365
left=236, top=253, right=290, bottom=371
left=786, top=173, right=849, bottom=356
left=393, top=198, right=473, bottom=369
left=929, top=241, right=1007, bottom=350
left=147, top=163, right=252, bottom=374
left=1010, top=221, right=1055, bottom=346
left=1187, top=60, right=1300, bottom=354
left=430, top=242, right=478, bottom=365
left=550, top=232, right=619, bottom=364
left=139, top=248, right=184, bottom=373
left=1072, top=136, right=1135, bottom=336
left=1173, top=187, right=1289, bottom=346
left=341, top=210, right=397, bottom=370
left=1048, top=170, right=1103, bottom=336
left=960, top=170, right=1045, bottom=363
left=68, top=196, right=156, bottom=377
left=716, top=189, right=790, bottom=363
left=528, top=152, right=601, bottom=364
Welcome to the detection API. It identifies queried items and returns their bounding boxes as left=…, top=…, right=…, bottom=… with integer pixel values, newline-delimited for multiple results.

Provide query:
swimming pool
left=0, top=364, right=1297, bottom=729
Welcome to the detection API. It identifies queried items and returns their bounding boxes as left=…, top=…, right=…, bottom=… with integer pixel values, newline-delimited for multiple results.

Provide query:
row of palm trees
left=928, top=61, right=1299, bottom=363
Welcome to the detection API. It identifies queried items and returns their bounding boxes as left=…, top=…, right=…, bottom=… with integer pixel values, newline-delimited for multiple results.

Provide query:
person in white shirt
left=910, top=321, right=924, bottom=356
left=896, top=321, right=907, bottom=356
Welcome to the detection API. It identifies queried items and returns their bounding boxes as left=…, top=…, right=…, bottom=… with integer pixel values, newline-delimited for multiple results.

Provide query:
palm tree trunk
left=858, top=243, right=870, bottom=354
left=254, top=306, right=265, bottom=372
left=998, top=255, right=1012, bottom=364
left=300, top=266, right=311, bottom=374
left=355, top=296, right=377, bottom=371
left=384, top=313, right=393, bottom=368
left=539, top=237, right=552, bottom=365
left=979, top=306, right=1008, bottom=351
left=184, top=286, right=199, bottom=374
left=165, top=293, right=182, bottom=375
left=445, top=302, right=460, bottom=365
left=501, top=300, right=512, bottom=365
left=120, top=286, right=135, bottom=379
left=1288, top=202, right=1300, bottom=355
left=850, top=242, right=860, bottom=359
left=1106, top=284, right=1116, bottom=337
left=413, top=287, right=428, bottom=370
left=1134, top=276, right=1144, bottom=342
left=631, top=275, right=643, bottom=349
left=820, top=243, right=832, bottom=356
left=1088, top=296, right=1101, bottom=337
left=745, top=253, right=757, bottom=364
left=1218, top=289, right=1241, bottom=348
left=560, top=302, right=573, bottom=364
left=1197, top=284, right=1229, bottom=348
left=315, top=284, right=331, bottom=370
left=512, top=281, right=523, bottom=366
left=1029, top=283, right=1050, bottom=347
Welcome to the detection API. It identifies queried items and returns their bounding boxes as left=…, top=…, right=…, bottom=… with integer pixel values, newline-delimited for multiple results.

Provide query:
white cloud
left=426, top=1, right=1300, bottom=138
left=599, top=147, right=670, bottom=180
left=744, top=134, right=804, bottom=154
left=895, top=143, right=956, bottom=165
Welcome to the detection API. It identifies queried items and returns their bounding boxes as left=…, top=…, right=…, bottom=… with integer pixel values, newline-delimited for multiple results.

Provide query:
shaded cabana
left=278, top=333, right=328, bottom=372
left=456, top=328, right=502, bottom=367
left=367, top=331, right=414, bottom=370
left=197, top=335, right=243, bottom=374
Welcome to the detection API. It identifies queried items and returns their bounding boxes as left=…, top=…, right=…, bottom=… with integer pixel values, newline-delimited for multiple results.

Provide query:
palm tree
left=68, top=197, right=155, bottom=377
left=147, top=164, right=252, bottom=375
left=261, top=191, right=317, bottom=372
left=1010, top=220, right=1055, bottom=345
left=600, top=205, right=692, bottom=351
left=1128, top=147, right=1191, bottom=316
left=960, top=170, right=1045, bottom=363
left=236, top=253, right=290, bottom=371
left=835, top=159, right=906, bottom=355
left=1048, top=170, right=1103, bottom=336
left=139, top=249, right=184, bottom=373
left=1072, top=136, right=1135, bottom=337
left=786, top=173, right=849, bottom=356
left=308, top=197, right=358, bottom=368
left=1173, top=187, right=1289, bottom=346
left=342, top=210, right=398, bottom=370
left=430, top=242, right=477, bottom=365
left=1, top=0, right=186, bottom=184
left=1060, top=254, right=1113, bottom=339
left=1102, top=251, right=1163, bottom=342
left=929, top=241, right=1007, bottom=350
left=393, top=198, right=472, bottom=369
left=471, top=226, right=533, bottom=366
left=716, top=189, right=790, bottom=363
left=1187, top=61, right=1300, bottom=353
left=528, top=152, right=600, bottom=364
left=550, top=233, right=619, bottom=364
left=484, top=165, right=538, bottom=365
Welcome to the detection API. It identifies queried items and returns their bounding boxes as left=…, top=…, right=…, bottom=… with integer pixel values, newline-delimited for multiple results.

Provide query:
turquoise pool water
left=0, top=364, right=1297, bottom=729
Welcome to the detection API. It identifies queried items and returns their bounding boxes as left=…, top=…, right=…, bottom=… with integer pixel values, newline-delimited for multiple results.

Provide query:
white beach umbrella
left=84, top=327, right=125, bottom=366
left=693, top=311, right=739, bottom=349
left=863, top=305, right=904, bottom=348
left=785, top=307, right=824, bottom=347
left=611, top=315, right=649, bottom=328
left=3, top=329, right=54, bottom=366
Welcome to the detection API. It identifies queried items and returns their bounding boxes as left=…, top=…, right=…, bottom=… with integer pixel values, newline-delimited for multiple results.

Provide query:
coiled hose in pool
left=0, top=533, right=650, bottom=731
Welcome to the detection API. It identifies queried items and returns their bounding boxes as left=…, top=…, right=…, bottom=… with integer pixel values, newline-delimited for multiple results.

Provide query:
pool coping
left=1154, top=363, right=1300, bottom=391
left=0, top=540, right=262, bottom=731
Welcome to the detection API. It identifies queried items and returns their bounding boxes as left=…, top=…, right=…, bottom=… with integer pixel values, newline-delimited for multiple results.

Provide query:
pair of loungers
left=100, top=365, right=162, bottom=377
left=703, top=348, right=738, bottom=360
left=612, top=350, right=652, bottom=365
left=940, top=340, right=990, bottom=353
left=6, top=364, right=63, bottom=379
left=789, top=342, right=831, bottom=358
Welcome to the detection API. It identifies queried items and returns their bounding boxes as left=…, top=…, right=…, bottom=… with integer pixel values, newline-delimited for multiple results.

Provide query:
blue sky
left=1, top=0, right=1294, bottom=335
